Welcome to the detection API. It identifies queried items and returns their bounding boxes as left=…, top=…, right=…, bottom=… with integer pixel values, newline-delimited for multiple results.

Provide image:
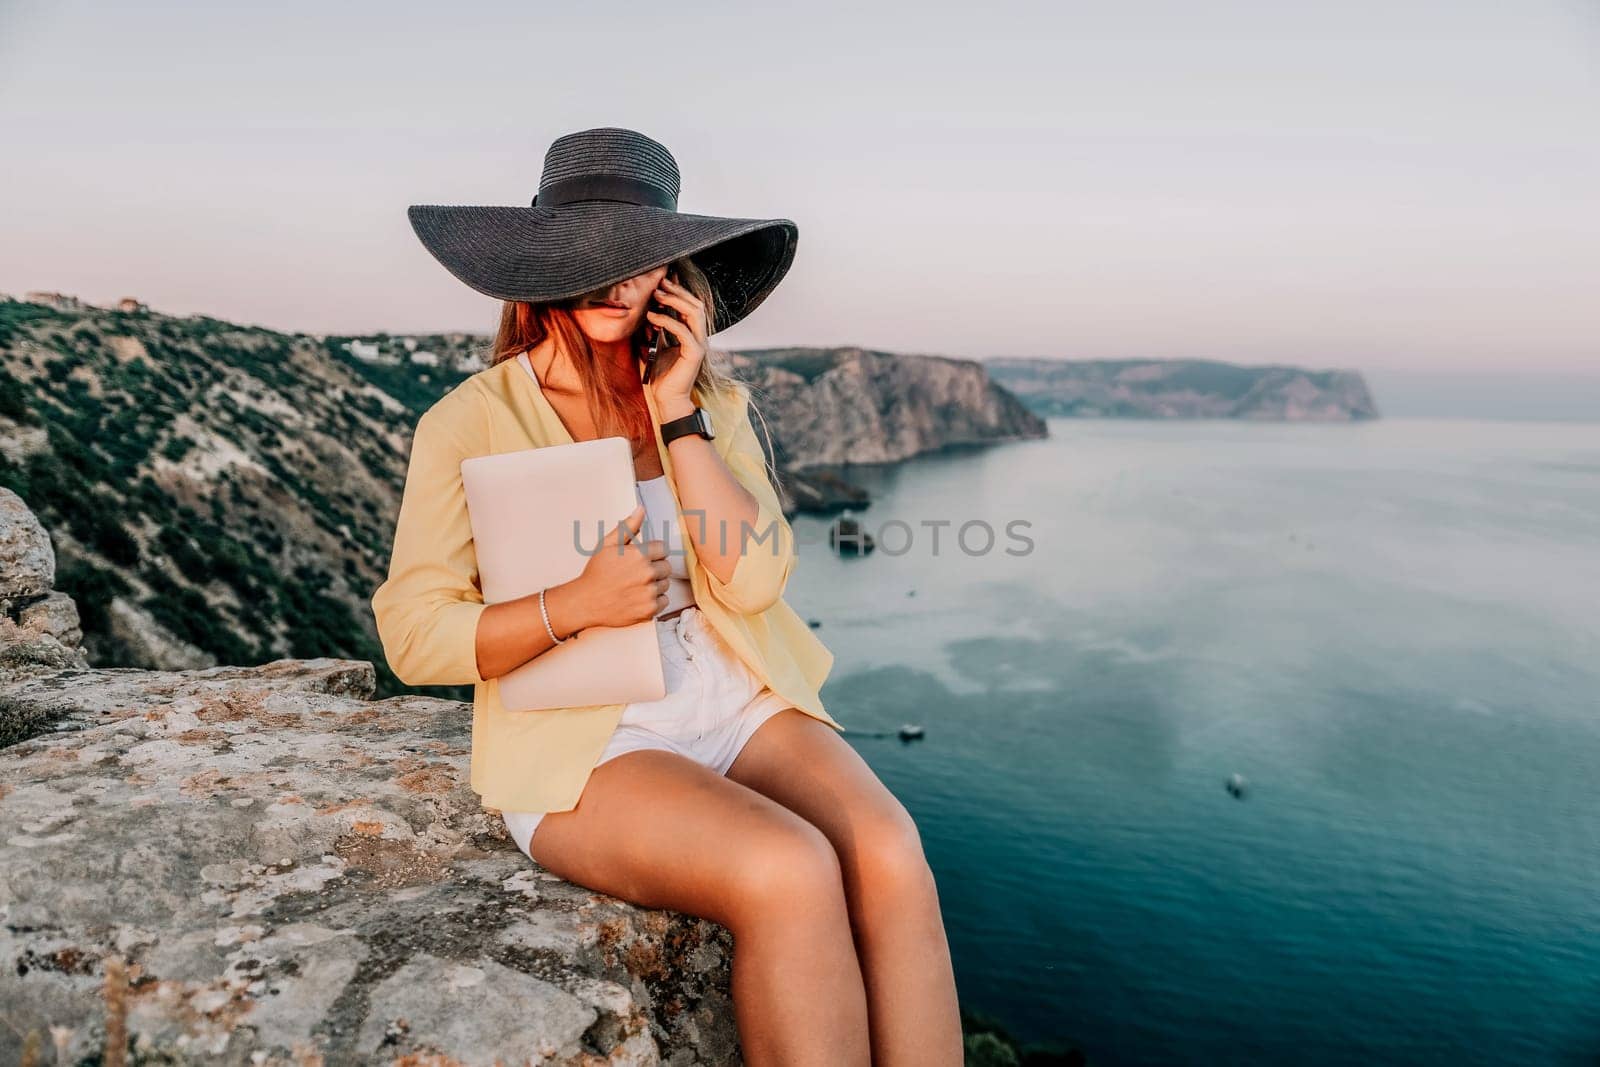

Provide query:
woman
left=372, top=128, right=961, bottom=1066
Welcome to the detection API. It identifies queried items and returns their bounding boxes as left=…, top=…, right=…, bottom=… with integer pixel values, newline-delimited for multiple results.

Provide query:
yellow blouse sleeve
left=696, top=384, right=799, bottom=616
left=371, top=396, right=490, bottom=687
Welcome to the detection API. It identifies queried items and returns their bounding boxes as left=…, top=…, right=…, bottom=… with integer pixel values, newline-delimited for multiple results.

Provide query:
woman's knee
left=849, top=801, right=936, bottom=900
left=724, top=817, right=846, bottom=924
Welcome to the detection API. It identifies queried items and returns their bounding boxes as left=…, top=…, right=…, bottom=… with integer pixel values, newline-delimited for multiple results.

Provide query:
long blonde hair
left=489, top=256, right=786, bottom=491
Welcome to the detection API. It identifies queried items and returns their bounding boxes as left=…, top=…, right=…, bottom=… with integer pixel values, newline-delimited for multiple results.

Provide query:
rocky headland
left=985, top=356, right=1379, bottom=420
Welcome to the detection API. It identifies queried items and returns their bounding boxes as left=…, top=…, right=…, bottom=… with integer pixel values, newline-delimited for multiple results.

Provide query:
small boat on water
left=898, top=724, right=925, bottom=741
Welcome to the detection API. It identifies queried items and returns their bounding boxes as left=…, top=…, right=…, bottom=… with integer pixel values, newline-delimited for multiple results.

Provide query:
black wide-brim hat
left=408, top=127, right=798, bottom=334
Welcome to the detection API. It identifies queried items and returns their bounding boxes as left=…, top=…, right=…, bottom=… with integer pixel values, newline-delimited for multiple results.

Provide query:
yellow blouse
left=370, top=347, right=845, bottom=814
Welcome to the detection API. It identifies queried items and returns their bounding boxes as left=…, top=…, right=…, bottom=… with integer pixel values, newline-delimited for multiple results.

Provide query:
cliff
left=985, top=356, right=1380, bottom=421
left=729, top=346, right=1049, bottom=469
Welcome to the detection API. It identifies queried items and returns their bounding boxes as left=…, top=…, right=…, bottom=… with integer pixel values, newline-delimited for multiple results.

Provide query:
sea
left=787, top=417, right=1600, bottom=1067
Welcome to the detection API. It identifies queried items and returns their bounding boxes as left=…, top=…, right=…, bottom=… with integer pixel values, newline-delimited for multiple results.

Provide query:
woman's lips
left=585, top=302, right=630, bottom=314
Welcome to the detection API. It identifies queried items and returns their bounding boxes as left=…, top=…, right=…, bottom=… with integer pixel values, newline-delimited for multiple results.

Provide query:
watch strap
left=661, top=406, right=710, bottom=445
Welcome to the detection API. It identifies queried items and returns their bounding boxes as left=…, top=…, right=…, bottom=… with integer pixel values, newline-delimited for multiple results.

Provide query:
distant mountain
left=0, top=297, right=1044, bottom=685
left=985, top=356, right=1380, bottom=420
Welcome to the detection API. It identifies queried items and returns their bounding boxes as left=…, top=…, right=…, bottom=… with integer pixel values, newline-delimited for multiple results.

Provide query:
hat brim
left=407, top=201, right=797, bottom=334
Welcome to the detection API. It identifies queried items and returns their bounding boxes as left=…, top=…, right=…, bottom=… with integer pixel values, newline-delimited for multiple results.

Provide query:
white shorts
left=501, top=605, right=794, bottom=860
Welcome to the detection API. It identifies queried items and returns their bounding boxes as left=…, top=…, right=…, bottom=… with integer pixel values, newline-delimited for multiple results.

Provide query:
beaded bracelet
left=539, top=588, right=566, bottom=645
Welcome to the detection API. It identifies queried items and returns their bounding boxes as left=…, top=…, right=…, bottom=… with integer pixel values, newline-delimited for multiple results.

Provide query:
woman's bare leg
left=726, top=709, right=964, bottom=1067
left=525, top=747, right=871, bottom=1067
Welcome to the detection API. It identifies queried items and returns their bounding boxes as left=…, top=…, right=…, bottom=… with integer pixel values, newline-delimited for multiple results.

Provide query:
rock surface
left=1, top=486, right=91, bottom=689
left=1, top=658, right=741, bottom=1065
left=730, top=346, right=1049, bottom=471
left=0, top=485, right=55, bottom=600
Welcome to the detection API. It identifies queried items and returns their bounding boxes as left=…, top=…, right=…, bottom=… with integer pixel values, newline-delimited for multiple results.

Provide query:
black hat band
left=532, top=174, right=677, bottom=211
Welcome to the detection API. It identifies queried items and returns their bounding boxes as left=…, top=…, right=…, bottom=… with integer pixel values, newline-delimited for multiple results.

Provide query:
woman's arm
left=662, top=385, right=798, bottom=615
left=644, top=274, right=797, bottom=616
left=473, top=502, right=660, bottom=680
left=373, top=394, right=586, bottom=687
left=371, top=400, right=494, bottom=687
left=374, top=396, right=666, bottom=686
left=472, top=580, right=586, bottom=682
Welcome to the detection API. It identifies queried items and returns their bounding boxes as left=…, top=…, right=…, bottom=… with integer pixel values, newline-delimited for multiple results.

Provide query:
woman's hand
left=645, top=273, right=708, bottom=410
left=561, top=503, right=672, bottom=630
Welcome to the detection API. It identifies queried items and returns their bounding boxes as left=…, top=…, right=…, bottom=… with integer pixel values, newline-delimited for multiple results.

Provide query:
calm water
left=788, top=417, right=1600, bottom=1067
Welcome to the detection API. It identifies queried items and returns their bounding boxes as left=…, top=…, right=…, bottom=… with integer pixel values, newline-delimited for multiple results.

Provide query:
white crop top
left=636, top=474, right=697, bottom=616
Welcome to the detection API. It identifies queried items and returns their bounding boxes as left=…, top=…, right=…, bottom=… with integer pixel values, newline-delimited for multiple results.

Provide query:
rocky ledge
left=1, top=655, right=741, bottom=1066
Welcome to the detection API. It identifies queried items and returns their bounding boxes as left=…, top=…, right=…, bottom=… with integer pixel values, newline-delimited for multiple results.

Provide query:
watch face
left=699, top=409, right=714, bottom=438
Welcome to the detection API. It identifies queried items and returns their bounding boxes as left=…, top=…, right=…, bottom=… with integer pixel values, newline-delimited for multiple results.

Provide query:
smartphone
left=640, top=269, right=681, bottom=384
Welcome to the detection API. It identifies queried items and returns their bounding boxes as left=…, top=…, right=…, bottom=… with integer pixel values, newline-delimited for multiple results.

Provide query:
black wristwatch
left=660, top=406, right=715, bottom=446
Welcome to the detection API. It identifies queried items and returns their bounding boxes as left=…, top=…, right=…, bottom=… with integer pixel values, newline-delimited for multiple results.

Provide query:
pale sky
left=2, top=0, right=1598, bottom=384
